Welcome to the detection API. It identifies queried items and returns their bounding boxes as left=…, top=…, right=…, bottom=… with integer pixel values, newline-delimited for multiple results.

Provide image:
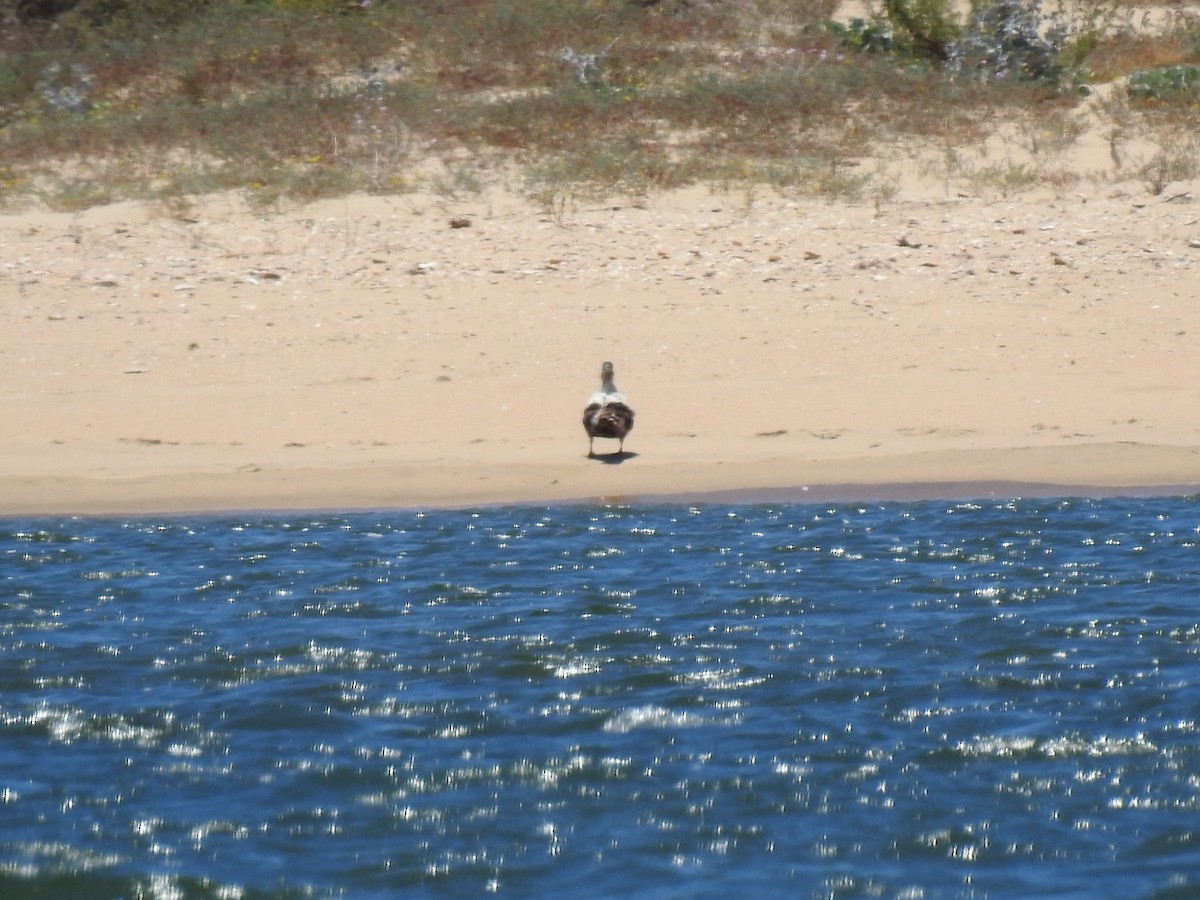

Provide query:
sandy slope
left=4, top=173, right=1200, bottom=514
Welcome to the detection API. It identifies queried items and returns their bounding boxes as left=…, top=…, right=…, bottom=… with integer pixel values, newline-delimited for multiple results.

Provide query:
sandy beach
left=4, top=173, right=1200, bottom=515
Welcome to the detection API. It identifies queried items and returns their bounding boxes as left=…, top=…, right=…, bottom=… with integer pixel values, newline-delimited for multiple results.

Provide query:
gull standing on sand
left=583, top=361, right=635, bottom=458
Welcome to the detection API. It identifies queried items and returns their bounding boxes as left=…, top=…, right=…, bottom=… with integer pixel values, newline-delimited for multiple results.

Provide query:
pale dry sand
left=4, top=172, right=1200, bottom=515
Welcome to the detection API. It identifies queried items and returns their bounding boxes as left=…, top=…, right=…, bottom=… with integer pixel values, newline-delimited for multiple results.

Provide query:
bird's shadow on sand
left=589, top=451, right=638, bottom=465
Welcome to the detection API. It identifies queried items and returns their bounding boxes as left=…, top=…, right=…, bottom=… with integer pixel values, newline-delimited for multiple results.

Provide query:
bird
left=582, top=361, right=635, bottom=457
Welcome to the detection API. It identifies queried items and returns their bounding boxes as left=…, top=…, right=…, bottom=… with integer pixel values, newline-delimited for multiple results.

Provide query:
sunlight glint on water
left=2, top=497, right=1199, bottom=897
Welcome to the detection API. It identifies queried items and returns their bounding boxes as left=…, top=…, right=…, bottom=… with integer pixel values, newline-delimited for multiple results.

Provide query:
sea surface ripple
left=2, top=497, right=1199, bottom=898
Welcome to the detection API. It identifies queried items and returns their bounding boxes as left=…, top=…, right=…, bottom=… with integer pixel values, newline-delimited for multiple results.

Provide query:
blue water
left=2, top=498, right=1200, bottom=898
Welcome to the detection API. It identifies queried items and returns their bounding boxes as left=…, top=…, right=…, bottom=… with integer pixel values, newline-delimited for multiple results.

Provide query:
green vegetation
left=1, top=0, right=1199, bottom=212
left=1127, top=63, right=1200, bottom=101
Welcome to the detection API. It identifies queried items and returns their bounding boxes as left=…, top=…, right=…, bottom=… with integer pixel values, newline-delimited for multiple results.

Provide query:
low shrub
left=1126, top=64, right=1200, bottom=102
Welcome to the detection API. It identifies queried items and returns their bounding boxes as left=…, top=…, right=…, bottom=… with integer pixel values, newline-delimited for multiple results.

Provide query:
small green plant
left=1126, top=64, right=1200, bottom=102
left=828, top=18, right=898, bottom=55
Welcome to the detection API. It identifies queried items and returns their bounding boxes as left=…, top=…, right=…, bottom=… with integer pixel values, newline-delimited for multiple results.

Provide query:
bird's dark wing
left=589, top=402, right=633, bottom=438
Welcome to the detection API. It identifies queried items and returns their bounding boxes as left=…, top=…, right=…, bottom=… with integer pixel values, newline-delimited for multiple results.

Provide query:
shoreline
left=3, top=442, right=1198, bottom=518
left=3, top=479, right=1196, bottom=520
